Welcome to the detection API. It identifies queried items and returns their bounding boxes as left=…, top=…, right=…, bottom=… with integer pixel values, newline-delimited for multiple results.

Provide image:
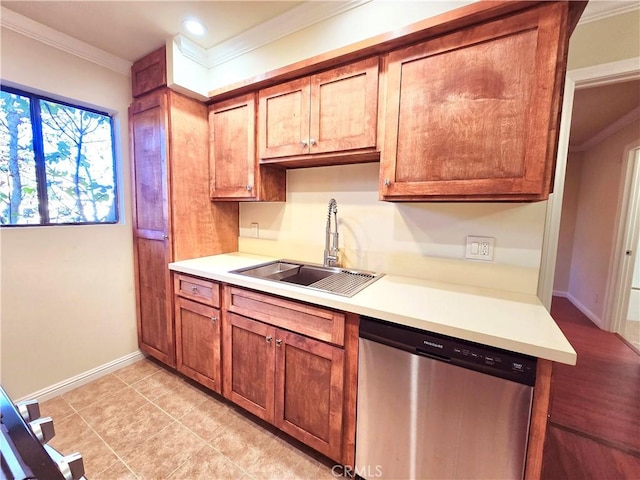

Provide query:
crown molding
left=173, top=35, right=209, bottom=66
left=0, top=6, right=131, bottom=76
left=5, top=0, right=631, bottom=78
left=572, top=57, right=640, bottom=89
left=579, top=2, right=640, bottom=25
left=570, top=106, right=640, bottom=153
left=177, top=0, right=371, bottom=69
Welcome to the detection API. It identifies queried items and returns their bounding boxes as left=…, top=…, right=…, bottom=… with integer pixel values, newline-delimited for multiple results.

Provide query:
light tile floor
left=41, top=358, right=338, bottom=479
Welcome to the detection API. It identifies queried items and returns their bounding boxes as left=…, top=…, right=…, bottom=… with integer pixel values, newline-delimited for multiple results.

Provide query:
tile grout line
left=72, top=407, right=140, bottom=479
left=61, top=364, right=167, bottom=478
left=53, top=361, right=331, bottom=479
left=170, top=402, right=260, bottom=479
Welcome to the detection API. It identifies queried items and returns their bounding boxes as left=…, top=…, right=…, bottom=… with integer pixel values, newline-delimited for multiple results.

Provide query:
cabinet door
left=130, top=91, right=174, bottom=366
left=258, top=77, right=310, bottom=159
left=135, top=237, right=173, bottom=365
left=131, top=92, right=169, bottom=236
left=223, top=313, right=276, bottom=423
left=175, top=297, right=221, bottom=393
left=309, top=57, right=378, bottom=154
left=275, top=329, right=345, bottom=461
left=210, top=94, right=257, bottom=199
left=131, top=46, right=166, bottom=98
left=381, top=5, right=565, bottom=201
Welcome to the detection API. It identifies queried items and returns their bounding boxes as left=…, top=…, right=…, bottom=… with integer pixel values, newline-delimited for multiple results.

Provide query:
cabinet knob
left=275, top=339, right=282, bottom=347
left=246, top=184, right=253, bottom=191
left=211, top=316, right=217, bottom=323
left=191, top=286, right=198, bottom=293
left=384, top=178, right=391, bottom=187
left=309, top=138, right=316, bottom=146
left=265, top=335, right=273, bottom=343
left=163, top=234, right=169, bottom=240
left=301, top=140, right=308, bottom=147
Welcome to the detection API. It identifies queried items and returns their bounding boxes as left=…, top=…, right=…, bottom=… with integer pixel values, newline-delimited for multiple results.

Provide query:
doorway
left=545, top=67, right=640, bottom=338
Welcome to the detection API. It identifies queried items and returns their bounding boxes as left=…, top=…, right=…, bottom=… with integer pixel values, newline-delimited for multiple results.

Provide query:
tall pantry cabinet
left=129, top=48, right=238, bottom=366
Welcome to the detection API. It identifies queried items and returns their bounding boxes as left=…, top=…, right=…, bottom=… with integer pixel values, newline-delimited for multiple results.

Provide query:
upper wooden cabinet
left=379, top=2, right=571, bottom=201
left=258, top=57, right=380, bottom=167
left=129, top=87, right=238, bottom=366
left=131, top=46, right=166, bottom=98
left=209, top=94, right=285, bottom=201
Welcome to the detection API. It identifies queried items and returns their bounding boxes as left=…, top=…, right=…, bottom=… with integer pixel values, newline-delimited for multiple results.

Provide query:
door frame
left=538, top=57, right=640, bottom=323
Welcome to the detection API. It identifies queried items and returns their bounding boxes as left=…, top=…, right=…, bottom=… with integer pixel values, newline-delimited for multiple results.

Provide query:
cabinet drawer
left=174, top=274, right=220, bottom=307
left=227, top=287, right=345, bottom=346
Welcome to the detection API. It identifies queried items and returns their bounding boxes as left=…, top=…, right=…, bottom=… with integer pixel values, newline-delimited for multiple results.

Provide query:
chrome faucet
left=324, top=198, right=339, bottom=267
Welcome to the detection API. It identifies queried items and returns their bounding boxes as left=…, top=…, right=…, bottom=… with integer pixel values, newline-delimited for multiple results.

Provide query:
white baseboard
left=553, top=290, right=569, bottom=298
left=18, top=350, right=146, bottom=403
left=565, top=292, right=605, bottom=329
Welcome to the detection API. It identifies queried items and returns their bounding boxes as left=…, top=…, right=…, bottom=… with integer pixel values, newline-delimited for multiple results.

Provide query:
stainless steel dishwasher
left=355, top=317, right=536, bottom=480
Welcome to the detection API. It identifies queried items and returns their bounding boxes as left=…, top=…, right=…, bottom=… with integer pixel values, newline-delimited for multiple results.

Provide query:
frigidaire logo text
left=423, top=340, right=443, bottom=349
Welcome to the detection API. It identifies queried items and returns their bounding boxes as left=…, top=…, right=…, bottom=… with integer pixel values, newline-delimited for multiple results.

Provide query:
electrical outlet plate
left=465, top=236, right=495, bottom=261
left=250, top=223, right=259, bottom=238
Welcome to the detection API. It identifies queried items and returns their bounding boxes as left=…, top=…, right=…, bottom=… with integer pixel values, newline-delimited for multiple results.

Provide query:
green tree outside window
left=0, top=87, right=118, bottom=226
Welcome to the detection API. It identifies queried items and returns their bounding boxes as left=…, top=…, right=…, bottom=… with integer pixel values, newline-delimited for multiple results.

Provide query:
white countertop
left=169, top=252, right=576, bottom=365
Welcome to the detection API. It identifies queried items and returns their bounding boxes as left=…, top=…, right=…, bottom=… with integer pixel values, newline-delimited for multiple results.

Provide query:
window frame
left=0, top=85, right=119, bottom=227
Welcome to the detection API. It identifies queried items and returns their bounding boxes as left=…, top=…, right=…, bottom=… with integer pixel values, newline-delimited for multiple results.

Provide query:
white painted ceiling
left=2, top=0, right=639, bottom=145
left=1, top=1, right=304, bottom=62
left=2, top=0, right=638, bottom=63
left=571, top=79, right=640, bottom=147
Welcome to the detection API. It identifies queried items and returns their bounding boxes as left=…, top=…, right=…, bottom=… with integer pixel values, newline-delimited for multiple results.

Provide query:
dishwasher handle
left=415, top=347, right=451, bottom=363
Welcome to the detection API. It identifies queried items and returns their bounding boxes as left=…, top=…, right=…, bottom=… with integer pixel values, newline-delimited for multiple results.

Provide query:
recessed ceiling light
left=182, top=18, right=207, bottom=36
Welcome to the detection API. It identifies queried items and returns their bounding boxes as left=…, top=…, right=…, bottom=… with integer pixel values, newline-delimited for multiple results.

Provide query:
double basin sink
left=231, top=260, right=383, bottom=297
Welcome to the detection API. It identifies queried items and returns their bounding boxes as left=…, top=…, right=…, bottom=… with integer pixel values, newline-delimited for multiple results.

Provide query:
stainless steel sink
left=231, top=260, right=383, bottom=297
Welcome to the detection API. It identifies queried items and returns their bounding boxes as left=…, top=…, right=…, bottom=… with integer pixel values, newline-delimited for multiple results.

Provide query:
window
left=0, top=86, right=118, bottom=226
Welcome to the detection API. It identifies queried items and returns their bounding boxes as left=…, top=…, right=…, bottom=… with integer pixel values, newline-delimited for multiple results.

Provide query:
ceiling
left=1, top=1, right=304, bottom=62
left=570, top=79, right=640, bottom=148
left=3, top=0, right=638, bottom=64
left=2, top=0, right=639, bottom=145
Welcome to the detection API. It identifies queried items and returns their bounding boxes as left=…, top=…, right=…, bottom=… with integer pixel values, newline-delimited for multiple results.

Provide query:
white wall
left=239, top=164, right=545, bottom=295
left=554, top=152, right=583, bottom=293
left=568, top=9, right=640, bottom=71
left=0, top=27, right=137, bottom=399
left=207, top=1, right=472, bottom=91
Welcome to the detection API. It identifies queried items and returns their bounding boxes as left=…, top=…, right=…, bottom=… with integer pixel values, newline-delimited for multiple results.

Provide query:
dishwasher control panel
left=360, top=316, right=537, bottom=386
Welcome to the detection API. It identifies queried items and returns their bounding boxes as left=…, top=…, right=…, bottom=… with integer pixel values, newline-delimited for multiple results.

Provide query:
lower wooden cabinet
left=169, top=279, right=357, bottom=465
left=275, top=328, right=345, bottom=460
left=174, top=274, right=222, bottom=393
left=224, top=312, right=276, bottom=421
left=223, top=312, right=345, bottom=461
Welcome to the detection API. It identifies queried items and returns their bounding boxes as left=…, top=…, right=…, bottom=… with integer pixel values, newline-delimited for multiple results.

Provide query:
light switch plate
left=465, top=236, right=494, bottom=261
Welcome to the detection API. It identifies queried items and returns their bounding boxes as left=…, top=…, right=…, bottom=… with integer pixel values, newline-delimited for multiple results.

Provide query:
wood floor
left=541, top=297, right=640, bottom=479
